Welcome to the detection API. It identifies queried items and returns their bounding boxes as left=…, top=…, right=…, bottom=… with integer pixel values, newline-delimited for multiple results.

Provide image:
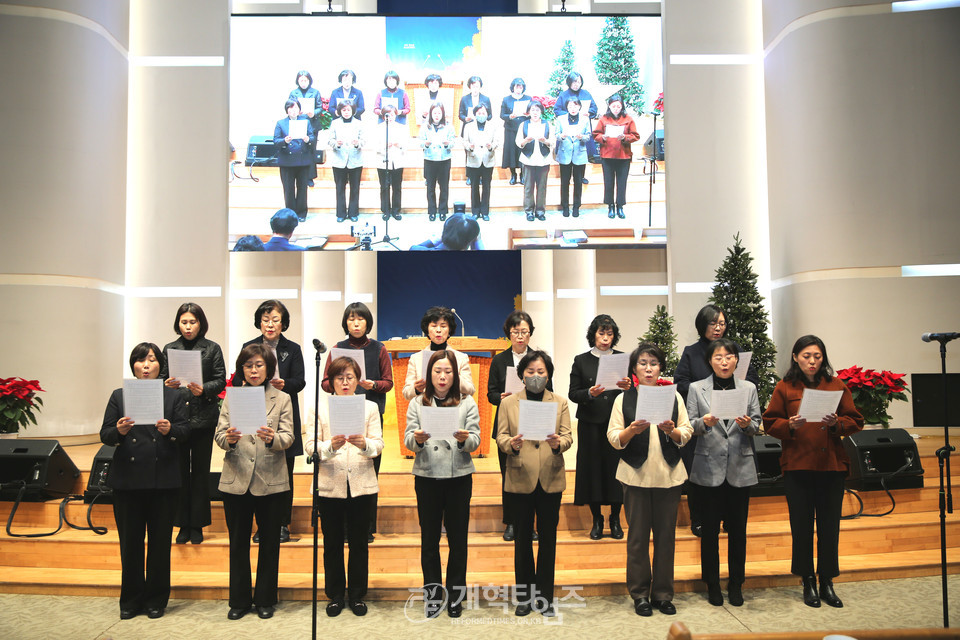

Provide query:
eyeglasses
left=707, top=321, right=727, bottom=328
left=711, top=355, right=737, bottom=364
left=242, top=362, right=263, bottom=370
left=334, top=375, right=356, bottom=383
left=509, top=330, right=530, bottom=337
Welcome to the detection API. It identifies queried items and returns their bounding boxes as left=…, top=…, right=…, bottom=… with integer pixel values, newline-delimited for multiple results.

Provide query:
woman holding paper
left=372, top=104, right=406, bottom=221
left=321, top=302, right=394, bottom=542
left=328, top=101, right=364, bottom=223
left=288, top=70, right=323, bottom=187
left=496, top=350, right=573, bottom=617
left=100, top=343, right=189, bottom=620
left=553, top=72, right=601, bottom=177
left=515, top=100, right=554, bottom=222
left=402, top=306, right=474, bottom=401
left=232, top=299, right=305, bottom=544
left=685, top=338, right=761, bottom=607
left=373, top=70, right=411, bottom=124
left=161, top=302, right=226, bottom=546
left=327, top=69, right=365, bottom=120
left=569, top=314, right=631, bottom=541
left=607, top=342, right=693, bottom=617
left=554, top=96, right=593, bottom=218
left=274, top=99, right=315, bottom=221
left=499, top=77, right=530, bottom=185
left=763, top=335, right=863, bottom=609
left=215, top=343, right=294, bottom=620
left=461, top=103, right=500, bottom=221
left=306, top=356, right=382, bottom=617
left=404, top=349, right=481, bottom=618
left=419, top=102, right=456, bottom=222
left=593, top=94, right=639, bottom=219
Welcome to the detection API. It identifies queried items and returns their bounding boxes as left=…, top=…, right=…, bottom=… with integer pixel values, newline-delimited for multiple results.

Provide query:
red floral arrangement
left=530, top=95, right=558, bottom=122
left=0, top=377, right=45, bottom=433
left=630, top=374, right=674, bottom=387
left=835, top=366, right=909, bottom=427
left=652, top=92, right=664, bottom=115
left=218, top=371, right=241, bottom=400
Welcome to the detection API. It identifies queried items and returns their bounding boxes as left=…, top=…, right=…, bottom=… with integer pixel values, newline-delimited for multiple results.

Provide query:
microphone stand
left=930, top=336, right=955, bottom=628
left=367, top=117, right=401, bottom=250
left=310, top=340, right=325, bottom=640
left=646, top=112, right=659, bottom=228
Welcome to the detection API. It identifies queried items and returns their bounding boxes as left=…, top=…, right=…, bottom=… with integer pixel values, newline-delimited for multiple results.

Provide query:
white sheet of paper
left=420, top=349, right=433, bottom=380
left=581, top=99, right=592, bottom=116
left=734, top=352, right=752, bottom=380
left=797, top=389, right=844, bottom=423
left=512, top=100, right=530, bottom=117
left=226, top=387, right=267, bottom=435
left=327, top=395, right=366, bottom=437
left=420, top=406, right=460, bottom=440
left=604, top=124, right=625, bottom=138
left=298, top=96, right=315, bottom=115
left=504, top=366, right=524, bottom=394
left=288, top=119, right=308, bottom=139
left=710, top=388, right=749, bottom=420
left=122, top=379, right=163, bottom=425
left=329, top=348, right=366, bottom=381
left=594, top=353, right=630, bottom=390
left=518, top=400, right=558, bottom=441
left=635, top=385, right=677, bottom=425
left=166, top=349, right=203, bottom=387
left=381, top=96, right=398, bottom=112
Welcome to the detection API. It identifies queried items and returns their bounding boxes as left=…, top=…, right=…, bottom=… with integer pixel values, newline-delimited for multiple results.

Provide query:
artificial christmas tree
left=593, top=17, right=645, bottom=113
left=641, top=305, right=679, bottom=377
left=547, top=39, right=576, bottom=99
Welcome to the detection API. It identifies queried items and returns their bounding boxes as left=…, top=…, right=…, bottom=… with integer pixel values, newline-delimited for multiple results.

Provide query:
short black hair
left=381, top=103, right=398, bottom=116
left=604, top=94, right=625, bottom=118
left=173, top=302, right=209, bottom=338
left=565, top=72, right=583, bottom=88
left=336, top=99, right=356, bottom=118
left=526, top=100, right=544, bottom=116
left=255, top=299, right=290, bottom=332
left=586, top=314, right=620, bottom=348
left=233, top=235, right=264, bottom=252
left=342, top=302, right=373, bottom=335
left=284, top=99, right=299, bottom=113
left=427, top=101, right=446, bottom=124
left=517, top=349, right=554, bottom=381
left=236, top=343, right=277, bottom=383
left=509, top=77, right=526, bottom=93
left=338, top=69, right=356, bottom=83
left=327, top=355, right=361, bottom=388
left=502, top=310, right=535, bottom=338
left=694, top=304, right=726, bottom=339
left=383, top=70, right=400, bottom=87
left=129, top=342, right=164, bottom=376
left=420, top=306, right=457, bottom=337
left=704, top=337, right=739, bottom=365
left=424, top=73, right=443, bottom=87
left=630, top=342, right=666, bottom=375
left=472, top=103, right=489, bottom=117
left=784, top=334, right=834, bottom=386
left=440, top=214, right=480, bottom=251
left=295, top=70, right=313, bottom=87
left=466, top=75, right=483, bottom=88
left=564, top=96, right=581, bottom=110
left=270, top=208, right=299, bottom=235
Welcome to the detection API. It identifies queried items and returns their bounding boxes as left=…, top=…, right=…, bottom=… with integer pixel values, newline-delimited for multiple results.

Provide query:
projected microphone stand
left=365, top=117, right=401, bottom=250
left=645, top=112, right=659, bottom=228
left=928, top=335, right=955, bottom=628
left=309, top=339, right=326, bottom=640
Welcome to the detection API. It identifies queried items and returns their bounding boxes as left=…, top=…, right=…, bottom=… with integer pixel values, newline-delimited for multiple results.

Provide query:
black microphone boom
left=922, top=332, right=960, bottom=343
left=313, top=338, right=327, bottom=353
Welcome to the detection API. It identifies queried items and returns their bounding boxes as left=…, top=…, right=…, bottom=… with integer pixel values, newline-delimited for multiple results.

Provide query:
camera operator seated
left=263, top=209, right=306, bottom=252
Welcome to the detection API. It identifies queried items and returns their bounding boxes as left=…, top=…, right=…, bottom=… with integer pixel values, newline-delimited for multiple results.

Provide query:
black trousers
left=784, top=470, right=845, bottom=579
left=558, top=163, right=585, bottom=209
left=332, top=166, right=362, bottom=219
left=377, top=167, right=403, bottom=214
left=222, top=490, right=285, bottom=609
left=510, top=482, right=562, bottom=608
left=280, top=454, right=295, bottom=527
left=176, top=427, right=213, bottom=529
left=415, top=474, right=473, bottom=606
left=423, top=159, right=451, bottom=216
left=697, top=481, right=751, bottom=585
left=466, top=165, right=494, bottom=216
left=600, top=157, right=630, bottom=206
left=318, top=491, right=374, bottom=602
left=497, top=447, right=516, bottom=525
left=113, top=488, right=178, bottom=612
left=279, top=165, right=310, bottom=217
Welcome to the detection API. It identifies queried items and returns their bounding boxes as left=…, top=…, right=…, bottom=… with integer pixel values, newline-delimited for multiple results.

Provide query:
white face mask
left=523, top=375, right=548, bottom=394
left=476, top=114, right=488, bottom=124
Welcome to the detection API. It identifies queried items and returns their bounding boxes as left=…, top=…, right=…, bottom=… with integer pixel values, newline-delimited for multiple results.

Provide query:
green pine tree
left=593, top=17, right=645, bottom=113
left=547, top=40, right=577, bottom=99
left=641, top=305, right=680, bottom=376
left=709, top=234, right=779, bottom=407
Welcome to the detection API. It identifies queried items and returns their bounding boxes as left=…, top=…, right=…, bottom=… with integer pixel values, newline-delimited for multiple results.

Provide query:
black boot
left=607, top=204, right=615, bottom=219
left=819, top=578, right=843, bottom=608
left=562, top=205, right=570, bottom=218
left=616, top=206, right=625, bottom=219
left=802, top=575, right=821, bottom=608
left=589, top=517, right=603, bottom=540
left=608, top=515, right=624, bottom=540
left=706, top=582, right=723, bottom=606
left=727, top=581, right=744, bottom=607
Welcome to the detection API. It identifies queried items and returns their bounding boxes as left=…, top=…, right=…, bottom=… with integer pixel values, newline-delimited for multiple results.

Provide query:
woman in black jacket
left=101, top=343, right=189, bottom=620
left=161, top=302, right=227, bottom=545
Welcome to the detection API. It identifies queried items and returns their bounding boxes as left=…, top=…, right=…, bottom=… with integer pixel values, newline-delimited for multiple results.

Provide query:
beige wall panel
left=521, top=251, right=556, bottom=355
left=663, top=0, right=758, bottom=53
left=130, top=0, right=228, bottom=56
left=7, top=1, right=130, bottom=42
left=553, top=250, right=598, bottom=406
left=761, top=0, right=883, bottom=48
left=595, top=248, right=668, bottom=355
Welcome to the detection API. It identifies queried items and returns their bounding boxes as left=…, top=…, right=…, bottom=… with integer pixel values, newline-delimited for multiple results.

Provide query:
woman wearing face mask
left=516, top=100, right=554, bottom=222
left=685, top=338, right=761, bottom=608
left=555, top=97, right=592, bottom=218
left=554, top=72, right=600, bottom=177
left=372, top=104, right=406, bottom=221
left=161, top=302, right=226, bottom=546
left=593, top=94, right=639, bottom=220
left=405, top=350, right=481, bottom=618
left=461, top=104, right=501, bottom=221
left=307, top=356, right=383, bottom=617
left=499, top=77, right=531, bottom=186
left=569, top=314, right=632, bottom=541
left=101, top=343, right=189, bottom=620
left=420, top=102, right=456, bottom=222
left=321, top=302, right=394, bottom=542
left=327, top=69, right=365, bottom=120
left=607, top=342, right=693, bottom=617
left=288, top=70, right=323, bottom=187
left=373, top=70, right=410, bottom=124
left=458, top=76, right=492, bottom=187
left=274, top=99, right=315, bottom=221
left=231, top=300, right=305, bottom=544
left=215, top=344, right=294, bottom=620
left=496, top=351, right=572, bottom=618
left=487, top=311, right=551, bottom=542
left=328, top=101, right=365, bottom=223
left=763, top=335, right=863, bottom=609
left=403, top=306, right=475, bottom=401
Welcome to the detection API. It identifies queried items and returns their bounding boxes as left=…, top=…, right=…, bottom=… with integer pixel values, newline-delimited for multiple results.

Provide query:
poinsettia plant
left=835, top=366, right=909, bottom=428
left=530, top=95, right=558, bottom=122
left=652, top=92, right=664, bottom=115
left=630, top=374, right=674, bottom=387
left=1, top=377, right=45, bottom=434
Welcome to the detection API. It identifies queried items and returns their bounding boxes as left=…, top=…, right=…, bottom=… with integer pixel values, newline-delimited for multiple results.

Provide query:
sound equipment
left=843, top=428, right=924, bottom=491
left=83, top=444, right=115, bottom=504
left=245, top=135, right=325, bottom=166
left=0, top=439, right=80, bottom=501
left=643, top=129, right=664, bottom=160
left=753, top=434, right=785, bottom=497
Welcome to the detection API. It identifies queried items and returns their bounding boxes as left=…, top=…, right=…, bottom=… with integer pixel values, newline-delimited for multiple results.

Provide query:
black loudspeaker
left=245, top=136, right=325, bottom=167
left=83, top=444, right=115, bottom=504
left=843, top=428, right=924, bottom=491
left=0, top=439, right=80, bottom=501
left=643, top=129, right=664, bottom=160
left=753, top=435, right=785, bottom=497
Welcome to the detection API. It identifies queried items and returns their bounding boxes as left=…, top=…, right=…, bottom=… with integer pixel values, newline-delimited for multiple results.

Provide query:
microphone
left=921, top=332, right=960, bottom=343
left=312, top=338, right=327, bottom=353
left=450, top=308, right=465, bottom=337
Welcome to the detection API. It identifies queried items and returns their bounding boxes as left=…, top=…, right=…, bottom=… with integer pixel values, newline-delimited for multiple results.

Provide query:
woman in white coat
left=327, top=101, right=365, bottom=222
left=461, top=103, right=501, bottom=221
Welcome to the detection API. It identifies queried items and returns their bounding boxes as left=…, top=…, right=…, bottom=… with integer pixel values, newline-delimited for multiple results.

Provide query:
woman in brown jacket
left=763, top=335, right=863, bottom=609
left=496, top=350, right=572, bottom=618
left=592, top=94, right=640, bottom=220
